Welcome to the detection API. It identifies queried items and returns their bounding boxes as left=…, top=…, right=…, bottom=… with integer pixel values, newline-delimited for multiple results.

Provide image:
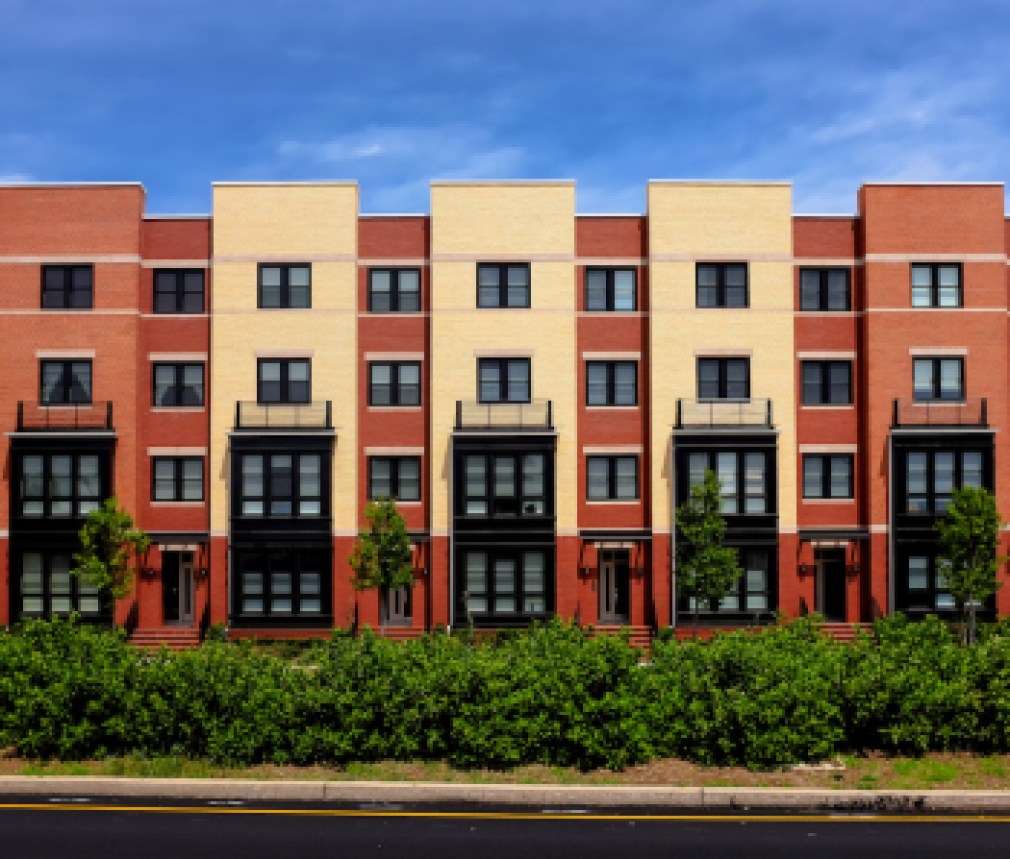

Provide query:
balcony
left=892, top=397, right=988, bottom=429
left=455, top=399, right=553, bottom=431
left=676, top=398, right=773, bottom=429
left=17, top=401, right=114, bottom=432
left=234, top=401, right=333, bottom=431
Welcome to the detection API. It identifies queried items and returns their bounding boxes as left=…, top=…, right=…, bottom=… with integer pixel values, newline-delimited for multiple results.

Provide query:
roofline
left=430, top=179, right=575, bottom=187
left=860, top=181, right=1004, bottom=188
left=359, top=213, right=429, bottom=219
left=576, top=212, right=645, bottom=218
left=648, top=179, right=791, bottom=187
left=143, top=214, right=211, bottom=221
left=212, top=181, right=358, bottom=188
left=0, top=181, right=145, bottom=189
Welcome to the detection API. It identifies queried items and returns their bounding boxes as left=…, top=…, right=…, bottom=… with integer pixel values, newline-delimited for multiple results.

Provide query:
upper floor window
left=258, top=264, right=310, bottom=309
left=368, top=457, right=421, bottom=502
left=587, top=455, right=639, bottom=501
left=152, top=457, right=204, bottom=502
left=239, top=452, right=324, bottom=517
left=368, top=362, right=421, bottom=406
left=42, top=265, right=92, bottom=309
left=911, top=263, right=961, bottom=308
left=478, top=358, right=530, bottom=403
left=799, top=268, right=850, bottom=311
left=801, top=360, right=852, bottom=406
left=585, top=268, right=636, bottom=311
left=368, top=268, right=420, bottom=312
left=258, top=358, right=310, bottom=404
left=586, top=361, right=637, bottom=406
left=913, top=357, right=963, bottom=401
left=905, top=449, right=983, bottom=515
left=477, top=263, right=530, bottom=308
left=688, top=451, right=769, bottom=515
left=40, top=360, right=92, bottom=405
left=696, top=263, right=747, bottom=308
left=462, top=452, right=547, bottom=517
left=802, top=454, right=854, bottom=499
left=19, top=452, right=102, bottom=518
left=697, top=357, right=749, bottom=401
left=153, top=363, right=204, bottom=407
left=154, top=269, right=205, bottom=313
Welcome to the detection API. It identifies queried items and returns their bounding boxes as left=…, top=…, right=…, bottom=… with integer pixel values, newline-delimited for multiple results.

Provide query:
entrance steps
left=129, top=626, right=202, bottom=651
left=819, top=622, right=868, bottom=643
left=379, top=626, right=426, bottom=642
left=595, top=624, right=652, bottom=650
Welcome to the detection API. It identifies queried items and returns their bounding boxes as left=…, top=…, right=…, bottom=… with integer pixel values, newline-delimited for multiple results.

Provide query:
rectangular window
left=235, top=548, right=329, bottom=619
left=911, top=263, right=962, bottom=308
left=258, top=359, right=310, bottom=404
left=238, top=452, right=324, bottom=518
left=585, top=268, right=636, bottom=311
left=802, top=454, right=854, bottom=499
left=587, top=455, right=639, bottom=501
left=905, top=449, right=984, bottom=515
left=18, top=551, right=102, bottom=618
left=688, top=450, right=769, bottom=515
left=19, top=452, right=103, bottom=518
left=41, top=265, right=93, bottom=309
left=154, top=269, right=205, bottom=313
left=586, top=361, right=637, bottom=406
left=801, top=360, right=852, bottom=406
left=40, top=360, right=92, bottom=405
left=913, top=357, right=964, bottom=401
left=697, top=357, right=749, bottom=400
left=799, top=268, right=850, bottom=311
left=696, top=263, right=748, bottom=308
left=153, top=363, right=204, bottom=407
left=368, top=268, right=420, bottom=312
left=368, top=457, right=421, bottom=501
left=152, top=457, right=204, bottom=502
left=904, top=554, right=956, bottom=612
left=258, top=264, right=311, bottom=309
left=368, top=361, right=421, bottom=406
left=477, top=263, right=530, bottom=308
left=462, top=452, right=547, bottom=518
left=462, top=549, right=548, bottom=618
left=478, top=358, right=530, bottom=403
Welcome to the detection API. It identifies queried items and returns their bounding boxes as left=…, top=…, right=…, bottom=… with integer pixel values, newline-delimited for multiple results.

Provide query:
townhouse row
left=1, top=179, right=1007, bottom=642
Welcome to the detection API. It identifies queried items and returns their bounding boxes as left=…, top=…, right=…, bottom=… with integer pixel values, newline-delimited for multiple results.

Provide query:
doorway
left=383, top=585, right=412, bottom=626
left=162, top=551, right=195, bottom=625
left=599, top=549, right=630, bottom=624
left=815, top=547, right=847, bottom=622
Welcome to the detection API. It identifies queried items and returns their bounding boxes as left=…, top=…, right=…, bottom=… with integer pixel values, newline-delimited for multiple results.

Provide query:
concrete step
left=595, top=625, right=652, bottom=650
left=129, top=627, right=202, bottom=650
left=819, top=622, right=868, bottom=643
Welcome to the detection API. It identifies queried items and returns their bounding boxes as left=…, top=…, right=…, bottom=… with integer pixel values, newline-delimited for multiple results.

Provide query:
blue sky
left=2, top=0, right=1008, bottom=215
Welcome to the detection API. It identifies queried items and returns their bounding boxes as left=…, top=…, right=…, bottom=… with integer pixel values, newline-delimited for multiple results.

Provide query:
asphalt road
left=3, top=802, right=1010, bottom=858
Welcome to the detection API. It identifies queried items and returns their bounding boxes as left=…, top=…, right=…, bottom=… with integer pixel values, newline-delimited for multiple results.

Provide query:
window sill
left=801, top=497, right=856, bottom=504
left=585, top=405, right=640, bottom=411
left=800, top=403, right=854, bottom=410
left=586, top=499, right=641, bottom=505
left=367, top=405, right=423, bottom=412
left=151, top=406, right=206, bottom=413
left=151, top=501, right=205, bottom=508
left=368, top=499, right=422, bottom=506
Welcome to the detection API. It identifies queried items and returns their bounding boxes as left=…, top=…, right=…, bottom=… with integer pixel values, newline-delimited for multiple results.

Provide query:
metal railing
left=455, top=399, right=553, bottom=431
left=234, top=400, right=333, bottom=430
left=676, top=398, right=773, bottom=429
left=892, top=397, right=988, bottom=428
left=17, top=400, right=114, bottom=431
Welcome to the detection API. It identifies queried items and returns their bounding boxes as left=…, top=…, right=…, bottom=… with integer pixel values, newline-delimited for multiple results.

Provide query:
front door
left=599, top=550, right=630, bottom=624
left=815, top=548, right=847, bottom=622
left=162, top=551, right=195, bottom=625
left=383, top=585, right=412, bottom=626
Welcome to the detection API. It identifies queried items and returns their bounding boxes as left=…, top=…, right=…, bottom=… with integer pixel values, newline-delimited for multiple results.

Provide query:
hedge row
left=3, top=616, right=1010, bottom=770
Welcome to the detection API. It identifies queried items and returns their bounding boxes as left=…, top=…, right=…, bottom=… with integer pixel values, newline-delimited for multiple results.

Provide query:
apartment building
left=0, top=179, right=1006, bottom=642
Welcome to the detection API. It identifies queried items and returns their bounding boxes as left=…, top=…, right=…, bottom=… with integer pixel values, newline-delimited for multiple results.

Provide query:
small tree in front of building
left=349, top=498, right=414, bottom=628
left=72, top=497, right=150, bottom=625
left=935, top=485, right=1006, bottom=645
left=675, top=468, right=742, bottom=628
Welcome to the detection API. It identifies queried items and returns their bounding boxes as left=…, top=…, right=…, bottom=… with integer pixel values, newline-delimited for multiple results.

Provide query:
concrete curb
left=2, top=776, right=1010, bottom=812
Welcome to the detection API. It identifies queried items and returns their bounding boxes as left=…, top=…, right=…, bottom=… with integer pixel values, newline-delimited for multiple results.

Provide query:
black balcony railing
left=234, top=401, right=333, bottom=430
left=455, top=399, right=553, bottom=431
left=17, top=400, right=114, bottom=431
left=676, top=398, right=773, bottom=429
left=892, top=397, right=988, bottom=428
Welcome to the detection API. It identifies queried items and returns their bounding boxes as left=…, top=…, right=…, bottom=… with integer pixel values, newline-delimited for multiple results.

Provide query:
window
left=478, top=358, right=530, bottom=403
left=238, top=452, right=324, bottom=517
left=235, top=548, right=328, bottom=619
left=799, top=268, right=850, bottom=311
left=697, top=357, right=749, bottom=400
left=587, top=456, right=638, bottom=501
left=801, top=361, right=852, bottom=406
left=913, top=357, right=964, bottom=401
left=911, top=263, right=961, bottom=308
left=802, top=454, right=854, bottom=499
left=40, top=360, right=92, bottom=405
left=462, top=549, right=548, bottom=617
left=696, top=263, right=747, bottom=308
left=586, top=361, right=637, bottom=406
left=686, top=548, right=772, bottom=614
left=585, top=268, right=636, bottom=311
left=368, top=362, right=421, bottom=406
left=369, top=457, right=421, bottom=501
left=153, top=363, right=204, bottom=407
left=368, top=268, right=420, bottom=312
left=258, top=359, right=310, bottom=404
left=902, top=554, right=956, bottom=613
left=19, top=453, right=103, bottom=518
left=154, top=269, right=205, bottom=313
left=688, top=451, right=769, bottom=515
left=41, top=265, right=92, bottom=309
left=477, top=263, right=530, bottom=308
left=905, top=449, right=983, bottom=515
left=461, top=452, right=547, bottom=517
left=258, top=264, right=311, bottom=308
left=152, top=457, right=204, bottom=502
left=18, top=551, right=102, bottom=618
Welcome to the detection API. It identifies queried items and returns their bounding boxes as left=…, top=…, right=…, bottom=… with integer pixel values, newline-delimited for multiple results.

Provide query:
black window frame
left=477, top=358, right=531, bottom=403
left=257, top=263, right=312, bottom=309
left=586, top=360, right=637, bottom=406
left=584, top=267, right=637, bottom=311
left=18, top=451, right=104, bottom=519
left=913, top=357, right=964, bottom=402
left=460, top=547, right=550, bottom=619
left=911, top=263, right=962, bottom=308
left=234, top=546, right=330, bottom=620
left=368, top=456, right=422, bottom=502
left=367, top=268, right=421, bottom=313
left=684, top=547, right=774, bottom=614
left=696, top=262, right=748, bottom=308
left=461, top=451, right=549, bottom=518
left=799, top=268, right=851, bottom=311
left=802, top=454, right=854, bottom=499
left=368, top=361, right=421, bottom=407
left=476, top=263, right=531, bottom=308
left=16, top=549, right=105, bottom=619
left=41, top=264, right=93, bottom=310
left=586, top=455, right=639, bottom=501
left=686, top=451, right=770, bottom=516
left=151, top=456, right=205, bottom=502
left=697, top=357, right=750, bottom=401
left=257, top=358, right=311, bottom=404
left=153, top=268, right=205, bottom=314
left=800, top=360, right=852, bottom=406
left=903, top=448, right=984, bottom=516
left=237, top=451, right=327, bottom=518
left=39, top=360, right=92, bottom=405
left=152, top=362, right=205, bottom=408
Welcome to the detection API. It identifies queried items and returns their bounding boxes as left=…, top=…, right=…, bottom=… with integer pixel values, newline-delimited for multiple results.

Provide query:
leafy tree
left=349, top=499, right=414, bottom=625
left=935, top=485, right=1006, bottom=645
left=675, top=469, right=742, bottom=628
left=72, top=498, right=150, bottom=622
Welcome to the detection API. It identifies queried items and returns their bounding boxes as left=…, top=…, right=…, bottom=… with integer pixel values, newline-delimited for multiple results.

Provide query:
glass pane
left=744, top=452, right=765, bottom=512
left=800, top=278, right=821, bottom=311
left=830, top=456, right=852, bottom=498
left=465, top=553, right=486, bottom=593
left=272, top=572, right=292, bottom=595
left=182, top=459, right=203, bottom=500
left=613, top=270, right=635, bottom=310
left=183, top=365, right=203, bottom=405
left=939, top=360, right=962, bottom=399
left=938, top=265, right=959, bottom=287
left=688, top=452, right=708, bottom=487
left=801, top=363, right=822, bottom=405
left=586, top=270, right=607, bottom=310
left=523, top=552, right=545, bottom=593
left=587, top=457, right=610, bottom=500
left=79, top=455, right=100, bottom=498
left=288, top=361, right=309, bottom=382
left=288, top=266, right=310, bottom=287
left=370, top=271, right=391, bottom=310
left=271, top=598, right=292, bottom=614
left=907, top=452, right=927, bottom=494
left=243, top=572, right=263, bottom=594
left=478, top=266, right=499, bottom=287
left=697, top=265, right=717, bottom=287
left=522, top=454, right=544, bottom=497
left=495, top=597, right=516, bottom=612
left=22, top=553, right=43, bottom=593
left=524, top=597, right=545, bottom=612
left=479, top=362, right=500, bottom=401
left=300, top=598, right=321, bottom=613
left=829, top=362, right=851, bottom=404
left=827, top=271, right=849, bottom=310
left=586, top=363, right=608, bottom=405
left=300, top=455, right=320, bottom=496
left=183, top=272, right=204, bottom=312
left=907, top=557, right=928, bottom=590
left=803, top=456, right=823, bottom=497
left=242, top=455, right=263, bottom=497
left=494, top=558, right=516, bottom=593
left=614, top=363, right=636, bottom=405
left=717, top=452, right=737, bottom=514
left=506, top=360, right=529, bottom=402
left=913, top=360, right=933, bottom=400
left=698, top=359, right=720, bottom=399
left=465, top=456, right=485, bottom=498
left=494, top=457, right=515, bottom=496
left=288, top=283, right=310, bottom=308
left=962, top=451, right=983, bottom=488
left=725, top=359, right=749, bottom=399
left=260, top=267, right=281, bottom=286
left=300, top=571, right=321, bottom=595
left=615, top=457, right=637, bottom=499
left=51, top=456, right=72, bottom=497
left=242, top=598, right=264, bottom=613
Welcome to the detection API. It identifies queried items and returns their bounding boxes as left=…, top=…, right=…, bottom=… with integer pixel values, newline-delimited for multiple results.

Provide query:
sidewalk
left=2, top=775, right=1010, bottom=812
